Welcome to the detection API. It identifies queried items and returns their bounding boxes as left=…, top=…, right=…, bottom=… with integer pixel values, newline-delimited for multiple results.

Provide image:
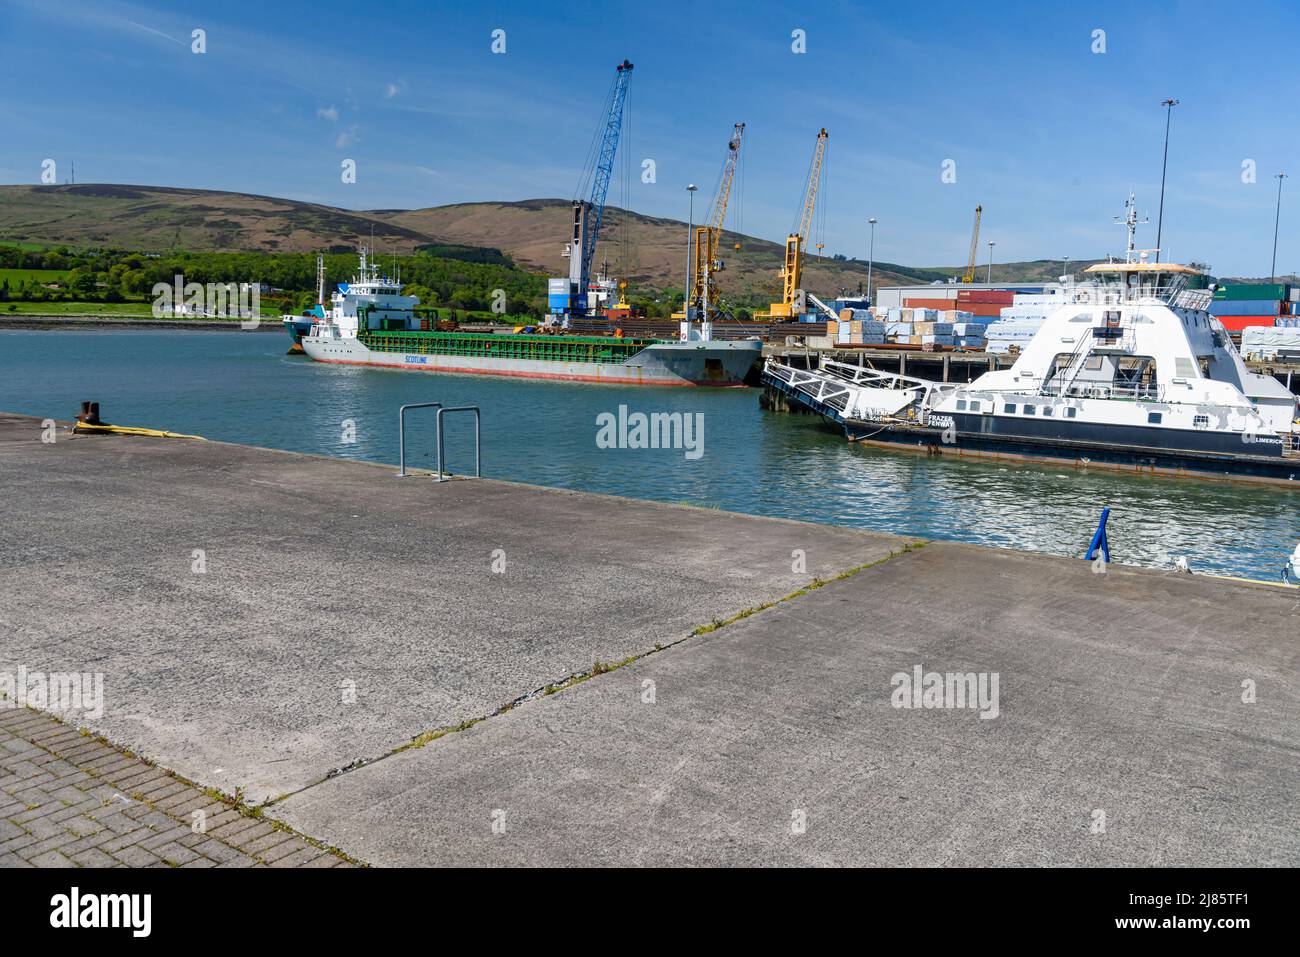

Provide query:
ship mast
left=1115, top=192, right=1149, bottom=264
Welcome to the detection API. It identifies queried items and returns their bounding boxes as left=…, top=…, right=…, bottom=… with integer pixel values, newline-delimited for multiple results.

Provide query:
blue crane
left=548, top=59, right=633, bottom=323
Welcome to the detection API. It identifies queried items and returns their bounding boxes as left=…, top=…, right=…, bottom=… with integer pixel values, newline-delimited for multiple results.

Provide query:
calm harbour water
left=2, top=328, right=1297, bottom=581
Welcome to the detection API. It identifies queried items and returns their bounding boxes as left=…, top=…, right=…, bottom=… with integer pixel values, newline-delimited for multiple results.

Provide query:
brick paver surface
left=0, top=708, right=360, bottom=868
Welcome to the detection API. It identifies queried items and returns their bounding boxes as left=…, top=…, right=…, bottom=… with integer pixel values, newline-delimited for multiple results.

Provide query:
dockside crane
left=681, top=122, right=745, bottom=336
left=765, top=128, right=828, bottom=319
left=962, top=205, right=982, bottom=283
left=549, top=59, right=633, bottom=324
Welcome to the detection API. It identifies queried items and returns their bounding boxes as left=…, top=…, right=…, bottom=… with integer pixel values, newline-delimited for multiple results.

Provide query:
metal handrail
left=435, top=406, right=481, bottom=483
left=397, top=403, right=442, bottom=476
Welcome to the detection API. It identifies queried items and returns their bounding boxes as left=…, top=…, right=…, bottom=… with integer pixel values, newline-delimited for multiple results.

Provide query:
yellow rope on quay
left=72, top=422, right=207, bottom=440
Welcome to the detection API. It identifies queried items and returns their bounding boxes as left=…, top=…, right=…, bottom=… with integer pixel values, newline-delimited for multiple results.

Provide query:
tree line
left=0, top=244, right=548, bottom=317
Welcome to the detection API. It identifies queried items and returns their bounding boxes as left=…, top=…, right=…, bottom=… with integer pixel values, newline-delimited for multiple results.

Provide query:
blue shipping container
left=1207, top=299, right=1282, bottom=316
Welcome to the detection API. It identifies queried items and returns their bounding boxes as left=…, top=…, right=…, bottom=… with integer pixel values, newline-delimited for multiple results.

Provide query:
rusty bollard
left=73, top=401, right=107, bottom=433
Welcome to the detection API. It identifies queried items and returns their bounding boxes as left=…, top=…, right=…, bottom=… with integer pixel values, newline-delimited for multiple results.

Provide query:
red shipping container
left=957, top=289, right=1016, bottom=304
left=1215, top=315, right=1278, bottom=332
left=964, top=303, right=1005, bottom=317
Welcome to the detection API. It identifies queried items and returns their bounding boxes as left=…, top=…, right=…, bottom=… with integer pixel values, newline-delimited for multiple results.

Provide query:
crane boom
left=689, top=123, right=745, bottom=320
left=551, top=59, right=633, bottom=322
left=795, top=128, right=828, bottom=248
left=963, top=205, right=982, bottom=284
left=767, top=128, right=827, bottom=319
left=577, top=59, right=633, bottom=284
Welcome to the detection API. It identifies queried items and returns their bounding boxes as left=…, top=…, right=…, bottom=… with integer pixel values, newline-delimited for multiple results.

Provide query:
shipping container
left=1214, top=314, right=1280, bottom=332
left=956, top=289, right=1016, bottom=304
left=1207, top=299, right=1283, bottom=316
left=1213, top=283, right=1289, bottom=301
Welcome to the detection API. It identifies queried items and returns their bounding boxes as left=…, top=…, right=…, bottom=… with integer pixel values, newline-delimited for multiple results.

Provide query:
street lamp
left=987, top=241, right=995, bottom=284
left=867, top=217, right=877, bottom=304
left=1271, top=173, right=1287, bottom=283
left=1156, top=98, right=1179, bottom=263
left=684, top=184, right=697, bottom=327
left=1063, top=255, right=1070, bottom=278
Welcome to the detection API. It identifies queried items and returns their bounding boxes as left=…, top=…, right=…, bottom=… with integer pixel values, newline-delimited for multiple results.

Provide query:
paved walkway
left=2, top=413, right=1295, bottom=867
left=0, top=708, right=358, bottom=868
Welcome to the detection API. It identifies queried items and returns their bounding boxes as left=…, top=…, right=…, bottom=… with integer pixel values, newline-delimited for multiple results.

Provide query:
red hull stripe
left=307, top=356, right=749, bottom=388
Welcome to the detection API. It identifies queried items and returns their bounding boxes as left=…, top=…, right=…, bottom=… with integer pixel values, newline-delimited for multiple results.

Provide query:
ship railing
left=764, top=359, right=852, bottom=413
left=1065, top=274, right=1195, bottom=307
left=819, top=358, right=941, bottom=394
left=1172, top=288, right=1214, bottom=311
left=765, top=358, right=941, bottom=419
left=1284, top=432, right=1300, bottom=457
left=1037, top=380, right=1163, bottom=401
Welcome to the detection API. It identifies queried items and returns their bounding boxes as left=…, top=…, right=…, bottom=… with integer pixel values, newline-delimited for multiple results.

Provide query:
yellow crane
left=766, top=128, right=828, bottom=319
left=679, top=123, right=745, bottom=323
left=962, top=205, right=982, bottom=283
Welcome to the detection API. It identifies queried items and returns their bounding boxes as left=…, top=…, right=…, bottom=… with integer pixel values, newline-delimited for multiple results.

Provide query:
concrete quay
left=0, top=411, right=1295, bottom=867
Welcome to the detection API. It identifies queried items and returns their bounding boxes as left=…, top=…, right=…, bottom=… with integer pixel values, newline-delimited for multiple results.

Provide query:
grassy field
left=0, top=267, right=69, bottom=283
left=0, top=300, right=279, bottom=317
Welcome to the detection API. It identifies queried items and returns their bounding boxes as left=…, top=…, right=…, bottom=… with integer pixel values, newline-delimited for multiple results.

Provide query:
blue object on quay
left=1085, top=507, right=1111, bottom=563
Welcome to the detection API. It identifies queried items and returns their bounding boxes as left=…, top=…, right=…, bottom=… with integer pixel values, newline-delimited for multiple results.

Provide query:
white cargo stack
left=984, top=319, right=1041, bottom=353
left=1241, top=325, right=1300, bottom=360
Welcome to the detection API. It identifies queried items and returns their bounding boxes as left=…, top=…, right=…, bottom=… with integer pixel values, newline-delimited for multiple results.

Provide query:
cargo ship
left=764, top=255, right=1300, bottom=485
left=294, top=249, right=760, bottom=387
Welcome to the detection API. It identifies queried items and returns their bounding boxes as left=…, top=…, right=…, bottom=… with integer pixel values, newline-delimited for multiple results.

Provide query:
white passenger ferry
left=764, top=253, right=1300, bottom=484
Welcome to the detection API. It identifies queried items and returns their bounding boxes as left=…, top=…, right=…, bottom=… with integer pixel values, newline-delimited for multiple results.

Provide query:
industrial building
left=874, top=281, right=1051, bottom=310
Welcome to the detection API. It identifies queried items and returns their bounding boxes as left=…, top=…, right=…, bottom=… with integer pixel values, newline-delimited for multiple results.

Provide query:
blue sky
left=1, top=0, right=1296, bottom=276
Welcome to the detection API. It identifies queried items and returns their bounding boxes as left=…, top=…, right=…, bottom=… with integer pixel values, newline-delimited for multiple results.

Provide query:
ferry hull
left=842, top=417, right=1300, bottom=485
left=283, top=316, right=315, bottom=346
left=301, top=335, right=760, bottom=387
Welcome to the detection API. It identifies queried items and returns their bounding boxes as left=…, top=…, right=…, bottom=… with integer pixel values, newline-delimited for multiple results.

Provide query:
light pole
left=867, top=217, right=877, bottom=304
left=987, top=241, right=995, bottom=283
left=1271, top=172, right=1287, bottom=283
left=683, top=184, right=697, bottom=334
left=1063, top=255, right=1070, bottom=278
left=1156, top=98, right=1178, bottom=263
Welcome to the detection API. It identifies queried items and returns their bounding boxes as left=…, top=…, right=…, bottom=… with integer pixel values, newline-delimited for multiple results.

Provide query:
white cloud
left=336, top=125, right=359, bottom=149
left=317, top=105, right=339, bottom=122
left=385, top=83, right=399, bottom=98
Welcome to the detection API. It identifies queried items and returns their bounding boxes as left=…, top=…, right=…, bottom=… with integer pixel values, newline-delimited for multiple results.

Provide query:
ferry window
left=1194, top=414, right=1209, bottom=427
left=970, top=401, right=982, bottom=412
left=1043, top=406, right=1054, bottom=417
left=1045, top=353, right=1076, bottom=382
left=1084, top=356, right=1104, bottom=370
left=1065, top=407, right=1078, bottom=418
left=1004, top=403, right=1016, bottom=414
left=1147, top=412, right=1163, bottom=424
left=1175, top=357, right=1197, bottom=378
left=956, top=400, right=967, bottom=410
left=1024, top=405, right=1036, bottom=415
